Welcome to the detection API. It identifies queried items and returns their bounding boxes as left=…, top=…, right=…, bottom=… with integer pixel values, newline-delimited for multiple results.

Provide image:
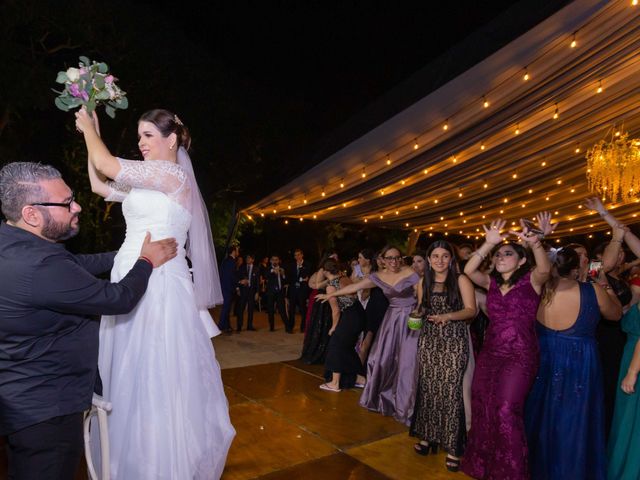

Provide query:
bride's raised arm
left=75, top=108, right=121, bottom=180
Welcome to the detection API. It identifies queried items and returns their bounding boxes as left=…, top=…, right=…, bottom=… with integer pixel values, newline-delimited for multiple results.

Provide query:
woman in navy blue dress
left=525, top=247, right=622, bottom=479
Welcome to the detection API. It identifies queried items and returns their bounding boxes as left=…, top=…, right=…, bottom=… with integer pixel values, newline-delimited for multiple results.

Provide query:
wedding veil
left=177, top=147, right=224, bottom=308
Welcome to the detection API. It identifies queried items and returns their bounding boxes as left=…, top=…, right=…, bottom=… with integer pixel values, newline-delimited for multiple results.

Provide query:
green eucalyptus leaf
left=116, top=97, right=129, bottom=109
left=79, top=55, right=91, bottom=66
left=98, top=62, right=109, bottom=74
left=55, top=72, right=68, bottom=84
left=94, top=76, right=105, bottom=89
left=95, top=90, right=110, bottom=100
left=105, top=105, right=116, bottom=118
left=67, top=97, right=83, bottom=108
left=54, top=97, right=69, bottom=111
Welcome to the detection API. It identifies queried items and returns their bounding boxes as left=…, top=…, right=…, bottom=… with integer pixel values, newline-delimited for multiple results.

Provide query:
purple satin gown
left=359, top=272, right=419, bottom=425
left=462, top=271, right=540, bottom=479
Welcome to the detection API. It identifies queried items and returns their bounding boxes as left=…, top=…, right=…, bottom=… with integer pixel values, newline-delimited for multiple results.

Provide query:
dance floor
left=0, top=311, right=466, bottom=479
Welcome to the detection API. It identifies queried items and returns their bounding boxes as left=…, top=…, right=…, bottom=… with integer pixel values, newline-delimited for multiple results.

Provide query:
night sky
left=0, top=0, right=570, bottom=255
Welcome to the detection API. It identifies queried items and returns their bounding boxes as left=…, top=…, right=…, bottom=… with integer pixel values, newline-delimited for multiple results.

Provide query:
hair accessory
left=174, top=114, right=183, bottom=126
left=548, top=247, right=563, bottom=263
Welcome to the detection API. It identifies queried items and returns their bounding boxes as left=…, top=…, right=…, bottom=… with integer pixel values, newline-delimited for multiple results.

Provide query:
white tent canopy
left=246, top=0, right=640, bottom=239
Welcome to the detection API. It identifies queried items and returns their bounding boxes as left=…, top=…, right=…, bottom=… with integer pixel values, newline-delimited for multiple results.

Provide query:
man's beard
left=41, top=209, right=79, bottom=241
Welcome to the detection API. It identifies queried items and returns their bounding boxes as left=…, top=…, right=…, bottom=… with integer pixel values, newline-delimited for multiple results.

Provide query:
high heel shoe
left=413, top=442, right=438, bottom=456
left=445, top=455, right=460, bottom=472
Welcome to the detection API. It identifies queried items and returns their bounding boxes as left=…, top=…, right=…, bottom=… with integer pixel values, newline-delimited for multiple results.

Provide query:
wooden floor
left=222, top=359, right=466, bottom=479
left=0, top=309, right=468, bottom=479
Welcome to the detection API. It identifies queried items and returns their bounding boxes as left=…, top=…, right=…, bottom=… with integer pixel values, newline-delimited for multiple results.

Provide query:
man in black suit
left=287, top=248, right=311, bottom=333
left=265, top=254, right=292, bottom=333
left=0, top=162, right=177, bottom=480
left=219, top=245, right=239, bottom=334
left=237, top=253, right=259, bottom=331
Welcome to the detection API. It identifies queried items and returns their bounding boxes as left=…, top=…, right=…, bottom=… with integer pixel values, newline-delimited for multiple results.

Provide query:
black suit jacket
left=265, top=266, right=286, bottom=294
left=238, top=263, right=259, bottom=294
left=0, top=222, right=153, bottom=435
left=287, top=261, right=312, bottom=293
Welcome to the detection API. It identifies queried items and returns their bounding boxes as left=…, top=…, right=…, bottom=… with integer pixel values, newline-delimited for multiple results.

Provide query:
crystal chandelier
left=586, top=130, right=640, bottom=202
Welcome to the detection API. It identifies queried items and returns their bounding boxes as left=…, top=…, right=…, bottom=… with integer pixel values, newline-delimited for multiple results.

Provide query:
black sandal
left=445, top=455, right=460, bottom=472
left=413, top=442, right=438, bottom=456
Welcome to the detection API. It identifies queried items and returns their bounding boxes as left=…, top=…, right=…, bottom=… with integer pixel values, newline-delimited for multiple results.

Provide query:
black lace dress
left=410, top=288, right=468, bottom=456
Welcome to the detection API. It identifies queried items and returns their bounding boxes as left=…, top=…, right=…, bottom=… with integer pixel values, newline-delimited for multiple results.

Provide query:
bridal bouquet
left=53, top=56, right=128, bottom=118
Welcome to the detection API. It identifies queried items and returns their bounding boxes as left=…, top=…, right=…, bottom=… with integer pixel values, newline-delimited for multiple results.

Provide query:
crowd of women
left=299, top=204, right=640, bottom=479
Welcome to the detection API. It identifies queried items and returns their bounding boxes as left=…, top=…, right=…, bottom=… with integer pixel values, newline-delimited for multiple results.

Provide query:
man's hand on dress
left=139, top=232, right=178, bottom=268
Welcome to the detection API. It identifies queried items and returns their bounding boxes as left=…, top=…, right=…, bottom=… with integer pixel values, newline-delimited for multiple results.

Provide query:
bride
left=75, top=107, right=235, bottom=479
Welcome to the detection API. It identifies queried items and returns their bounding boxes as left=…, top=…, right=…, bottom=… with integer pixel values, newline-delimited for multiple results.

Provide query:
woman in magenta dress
left=462, top=217, right=551, bottom=479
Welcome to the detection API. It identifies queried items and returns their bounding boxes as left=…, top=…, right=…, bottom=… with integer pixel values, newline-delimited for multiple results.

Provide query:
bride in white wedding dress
left=75, top=108, right=235, bottom=479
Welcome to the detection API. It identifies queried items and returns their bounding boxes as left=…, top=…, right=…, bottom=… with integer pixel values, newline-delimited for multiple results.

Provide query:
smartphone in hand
left=521, top=219, right=544, bottom=236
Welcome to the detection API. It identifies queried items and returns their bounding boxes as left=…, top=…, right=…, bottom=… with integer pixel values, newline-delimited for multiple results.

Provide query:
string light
left=413, top=139, right=419, bottom=150
left=386, top=155, right=391, bottom=165
left=541, top=161, right=547, bottom=167
left=523, top=67, right=530, bottom=81
left=570, top=32, right=577, bottom=48
left=512, top=173, right=518, bottom=179
left=452, top=156, right=458, bottom=163
left=414, top=205, right=418, bottom=209
left=273, top=209, right=277, bottom=214
left=515, top=124, right=520, bottom=135
left=597, top=80, right=603, bottom=93
left=484, top=183, right=488, bottom=189
left=260, top=213, right=265, bottom=217
left=364, top=218, right=368, bottom=223
left=482, top=96, right=489, bottom=108
left=528, top=189, right=533, bottom=193
left=321, top=189, right=326, bottom=197
left=575, top=143, right=581, bottom=153
left=423, top=169, right=429, bottom=174
left=299, top=217, right=303, bottom=222
left=480, top=142, right=486, bottom=150
left=287, top=203, right=292, bottom=210
left=553, top=104, right=559, bottom=119
left=313, top=214, right=317, bottom=219
left=443, top=119, right=449, bottom=131
left=361, top=168, right=367, bottom=178
left=303, top=198, right=307, bottom=204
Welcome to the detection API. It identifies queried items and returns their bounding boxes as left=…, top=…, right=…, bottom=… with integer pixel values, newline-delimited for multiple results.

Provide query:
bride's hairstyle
left=139, top=109, right=191, bottom=151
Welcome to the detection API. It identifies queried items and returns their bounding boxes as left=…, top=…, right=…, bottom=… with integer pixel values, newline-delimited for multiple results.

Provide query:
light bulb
left=523, top=69, right=530, bottom=81
left=484, top=183, right=488, bottom=188
left=413, top=140, right=419, bottom=150
left=443, top=120, right=449, bottom=131
left=553, top=104, right=559, bottom=119
left=515, top=125, right=520, bottom=135
left=597, top=80, right=603, bottom=93
left=423, top=169, right=428, bottom=174
left=570, top=33, right=577, bottom=48
left=483, top=96, right=489, bottom=108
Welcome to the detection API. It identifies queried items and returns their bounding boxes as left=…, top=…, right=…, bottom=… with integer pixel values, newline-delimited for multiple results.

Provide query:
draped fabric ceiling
left=245, top=1, right=640, bottom=240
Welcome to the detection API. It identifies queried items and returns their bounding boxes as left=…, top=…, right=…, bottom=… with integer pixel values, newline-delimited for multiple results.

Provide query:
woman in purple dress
left=462, top=217, right=551, bottom=479
left=317, top=246, right=419, bottom=425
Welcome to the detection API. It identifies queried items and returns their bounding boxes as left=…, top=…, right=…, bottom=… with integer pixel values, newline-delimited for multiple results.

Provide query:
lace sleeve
left=104, top=179, right=131, bottom=203
left=114, top=158, right=191, bottom=209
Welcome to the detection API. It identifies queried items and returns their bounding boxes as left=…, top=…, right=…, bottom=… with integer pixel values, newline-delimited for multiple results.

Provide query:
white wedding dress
left=92, top=159, right=235, bottom=479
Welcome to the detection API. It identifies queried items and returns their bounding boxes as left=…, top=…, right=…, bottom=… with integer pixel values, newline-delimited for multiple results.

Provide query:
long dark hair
left=489, top=241, right=532, bottom=287
left=359, top=248, right=377, bottom=272
left=542, top=247, right=579, bottom=305
left=422, top=240, right=463, bottom=312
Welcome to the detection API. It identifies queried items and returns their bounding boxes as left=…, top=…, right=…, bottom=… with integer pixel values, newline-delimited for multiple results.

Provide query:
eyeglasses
left=383, top=255, right=403, bottom=261
left=31, top=192, right=75, bottom=212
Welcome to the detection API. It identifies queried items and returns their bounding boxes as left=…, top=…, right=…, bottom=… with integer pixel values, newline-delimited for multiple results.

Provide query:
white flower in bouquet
left=53, top=56, right=128, bottom=118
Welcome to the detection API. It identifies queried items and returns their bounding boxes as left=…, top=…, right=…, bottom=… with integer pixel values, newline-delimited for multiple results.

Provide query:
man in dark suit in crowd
left=287, top=248, right=311, bottom=333
left=237, top=253, right=259, bottom=331
left=265, top=254, right=292, bottom=333
left=219, top=245, right=239, bottom=334
left=0, top=162, right=177, bottom=480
